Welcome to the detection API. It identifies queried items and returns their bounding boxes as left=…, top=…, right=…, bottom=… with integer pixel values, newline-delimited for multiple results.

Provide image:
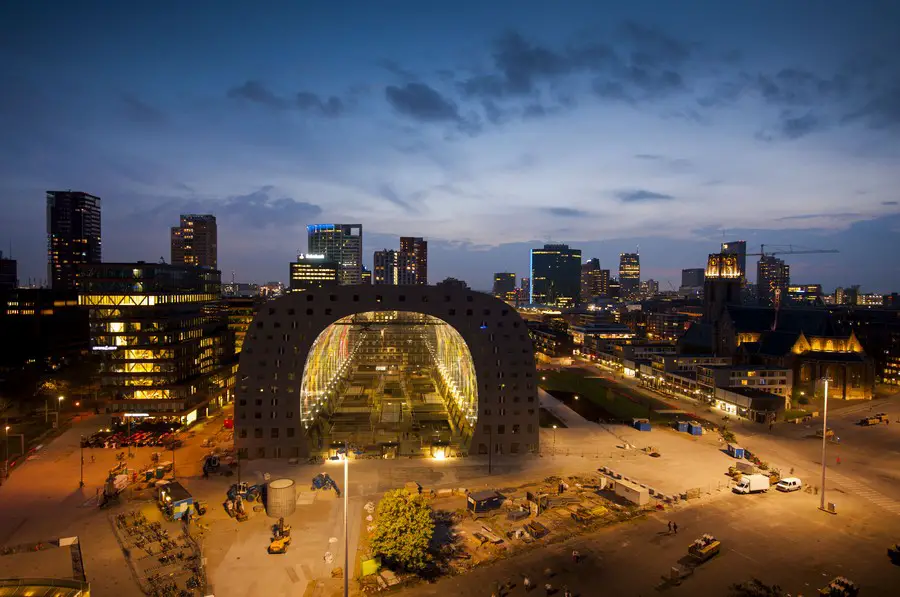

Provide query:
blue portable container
left=688, top=421, right=703, bottom=436
left=727, top=444, right=745, bottom=459
left=675, top=421, right=689, bottom=433
left=633, top=418, right=651, bottom=432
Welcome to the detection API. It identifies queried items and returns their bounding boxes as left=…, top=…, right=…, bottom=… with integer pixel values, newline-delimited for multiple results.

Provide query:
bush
left=721, top=429, right=736, bottom=444
left=797, top=396, right=810, bottom=405
left=370, top=489, right=435, bottom=573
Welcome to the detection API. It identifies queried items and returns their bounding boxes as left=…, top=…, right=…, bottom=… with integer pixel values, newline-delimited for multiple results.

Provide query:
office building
left=307, top=224, right=363, bottom=285
left=77, top=262, right=233, bottom=418
left=757, top=256, right=790, bottom=306
left=290, top=254, right=339, bottom=292
left=399, top=237, right=428, bottom=285
left=647, top=312, right=689, bottom=342
left=641, top=279, right=659, bottom=297
left=618, top=253, right=640, bottom=298
left=721, top=240, right=747, bottom=281
left=0, top=289, right=88, bottom=369
left=0, top=251, right=16, bottom=290
left=47, top=191, right=101, bottom=291
left=171, top=214, right=218, bottom=269
left=681, top=268, right=705, bottom=289
left=373, top=250, right=415, bottom=285
left=361, top=267, right=372, bottom=285
left=581, top=259, right=609, bottom=302
left=223, top=296, right=261, bottom=355
left=530, top=244, right=581, bottom=308
left=787, top=284, right=823, bottom=306
left=493, top=273, right=517, bottom=301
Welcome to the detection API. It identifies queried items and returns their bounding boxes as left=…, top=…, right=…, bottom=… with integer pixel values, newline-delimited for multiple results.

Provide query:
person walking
left=667, top=521, right=673, bottom=533
left=544, top=583, right=553, bottom=596
left=673, top=522, right=678, bottom=534
left=837, top=456, right=841, bottom=465
left=523, top=576, right=532, bottom=592
left=572, top=549, right=580, bottom=564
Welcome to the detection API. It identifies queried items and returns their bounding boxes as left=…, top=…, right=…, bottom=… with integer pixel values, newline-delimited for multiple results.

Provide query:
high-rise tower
left=618, top=252, right=640, bottom=298
left=399, top=237, right=428, bottom=285
left=171, top=214, right=218, bottom=269
left=530, top=244, right=581, bottom=307
left=47, top=191, right=102, bottom=291
left=307, top=224, right=363, bottom=285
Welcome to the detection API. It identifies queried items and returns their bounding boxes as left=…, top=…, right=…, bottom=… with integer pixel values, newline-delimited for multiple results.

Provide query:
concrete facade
left=235, top=285, right=540, bottom=459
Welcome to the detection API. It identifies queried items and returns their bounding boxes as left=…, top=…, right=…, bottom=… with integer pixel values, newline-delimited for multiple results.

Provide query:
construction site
left=301, top=311, right=479, bottom=458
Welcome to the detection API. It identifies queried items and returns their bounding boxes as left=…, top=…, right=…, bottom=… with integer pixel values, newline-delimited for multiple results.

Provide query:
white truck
left=733, top=473, right=769, bottom=494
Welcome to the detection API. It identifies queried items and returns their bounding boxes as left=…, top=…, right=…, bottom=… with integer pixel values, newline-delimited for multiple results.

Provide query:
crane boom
left=746, top=244, right=839, bottom=257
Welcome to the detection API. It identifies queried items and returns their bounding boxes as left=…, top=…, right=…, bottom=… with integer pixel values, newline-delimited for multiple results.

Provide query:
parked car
left=775, top=477, right=803, bottom=492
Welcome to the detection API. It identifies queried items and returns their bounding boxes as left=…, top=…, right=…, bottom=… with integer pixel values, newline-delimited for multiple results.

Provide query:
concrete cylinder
left=266, top=478, right=296, bottom=518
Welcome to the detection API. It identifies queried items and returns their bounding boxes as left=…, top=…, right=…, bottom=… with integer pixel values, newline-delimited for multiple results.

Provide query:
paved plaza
left=1, top=377, right=899, bottom=596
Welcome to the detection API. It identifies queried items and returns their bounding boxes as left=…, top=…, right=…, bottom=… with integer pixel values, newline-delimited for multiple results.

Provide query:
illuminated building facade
left=758, top=256, right=790, bottom=306
left=580, top=258, right=609, bottom=302
left=235, top=285, right=539, bottom=459
left=223, top=297, right=262, bottom=355
left=77, top=263, right=234, bottom=417
left=787, top=284, right=823, bottom=306
left=171, top=214, right=217, bottom=269
left=0, top=289, right=87, bottom=368
left=290, top=254, right=339, bottom=292
left=47, top=191, right=102, bottom=291
left=530, top=244, right=581, bottom=307
left=361, top=267, right=372, bottom=284
left=721, top=240, right=747, bottom=282
left=307, top=224, right=363, bottom=285
left=618, top=253, right=640, bottom=298
left=400, top=237, right=428, bottom=285
left=0, top=251, right=16, bottom=290
left=493, top=272, right=517, bottom=301
left=647, top=312, right=689, bottom=342
left=373, top=249, right=415, bottom=285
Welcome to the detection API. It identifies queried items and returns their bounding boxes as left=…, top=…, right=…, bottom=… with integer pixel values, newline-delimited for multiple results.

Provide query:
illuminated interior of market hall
left=300, top=311, right=477, bottom=457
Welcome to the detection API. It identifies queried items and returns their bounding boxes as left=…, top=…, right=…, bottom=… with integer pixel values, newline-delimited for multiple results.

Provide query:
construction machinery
left=227, top=481, right=261, bottom=502
left=273, top=517, right=291, bottom=539
left=817, top=576, right=858, bottom=596
left=194, top=500, right=208, bottom=516
left=311, top=473, right=341, bottom=496
left=688, top=534, right=721, bottom=563
left=888, top=543, right=900, bottom=565
left=224, top=495, right=248, bottom=522
left=268, top=535, right=291, bottom=554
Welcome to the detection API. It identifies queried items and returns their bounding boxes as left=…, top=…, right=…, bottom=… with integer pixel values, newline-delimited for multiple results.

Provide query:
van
left=775, top=477, right=802, bottom=492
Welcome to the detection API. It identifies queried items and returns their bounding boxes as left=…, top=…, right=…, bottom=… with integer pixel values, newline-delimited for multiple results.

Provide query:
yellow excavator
left=268, top=534, right=291, bottom=554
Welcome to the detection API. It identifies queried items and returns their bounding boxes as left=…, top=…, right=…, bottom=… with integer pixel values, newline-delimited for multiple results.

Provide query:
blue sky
left=1, top=1, right=899, bottom=292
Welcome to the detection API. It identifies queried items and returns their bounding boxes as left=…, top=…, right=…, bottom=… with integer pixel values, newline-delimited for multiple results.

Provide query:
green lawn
left=538, top=370, right=666, bottom=422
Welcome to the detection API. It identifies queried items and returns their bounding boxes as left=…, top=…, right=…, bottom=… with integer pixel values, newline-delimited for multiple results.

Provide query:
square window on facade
left=306, top=309, right=313, bottom=315
left=287, top=427, right=295, bottom=437
left=271, top=428, right=279, bottom=438
left=239, top=429, right=247, bottom=438
left=512, top=424, right=520, bottom=434
left=497, top=425, right=505, bottom=434
left=483, top=424, right=491, bottom=434
left=254, top=428, right=263, bottom=439
left=306, top=294, right=314, bottom=301
left=256, top=447, right=266, bottom=458
left=254, top=412, right=261, bottom=419
left=510, top=442, right=519, bottom=454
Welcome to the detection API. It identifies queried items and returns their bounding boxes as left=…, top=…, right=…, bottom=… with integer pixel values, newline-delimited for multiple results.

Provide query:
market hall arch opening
left=299, top=311, right=478, bottom=457
left=234, top=285, right=540, bottom=459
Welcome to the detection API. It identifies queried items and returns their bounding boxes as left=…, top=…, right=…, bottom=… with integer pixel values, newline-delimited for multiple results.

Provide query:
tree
left=369, top=489, right=434, bottom=572
left=730, top=579, right=787, bottom=596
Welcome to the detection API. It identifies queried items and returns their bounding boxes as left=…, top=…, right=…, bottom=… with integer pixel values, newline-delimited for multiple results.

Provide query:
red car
left=223, top=418, right=234, bottom=430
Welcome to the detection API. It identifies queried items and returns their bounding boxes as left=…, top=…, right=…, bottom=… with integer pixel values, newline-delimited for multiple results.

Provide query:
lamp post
left=552, top=425, right=557, bottom=458
left=4, top=425, right=9, bottom=481
left=343, top=441, right=349, bottom=597
left=58, top=395, right=64, bottom=412
left=820, top=378, right=830, bottom=512
left=79, top=434, right=85, bottom=488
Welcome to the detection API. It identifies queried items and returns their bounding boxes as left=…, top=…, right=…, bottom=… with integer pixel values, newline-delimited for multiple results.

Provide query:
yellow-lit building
left=290, top=254, right=339, bottom=292
left=77, top=263, right=234, bottom=419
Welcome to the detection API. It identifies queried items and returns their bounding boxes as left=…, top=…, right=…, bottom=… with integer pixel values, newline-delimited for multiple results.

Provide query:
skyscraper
left=493, top=273, right=517, bottom=301
left=46, top=190, right=101, bottom=291
left=721, top=240, right=747, bottom=281
left=399, top=237, right=428, bottom=285
left=530, top=244, right=581, bottom=307
left=373, top=249, right=415, bottom=285
left=580, top=258, right=607, bottom=302
left=757, top=256, right=790, bottom=306
left=307, top=224, right=363, bottom=285
left=0, top=251, right=16, bottom=290
left=171, top=214, right=218, bottom=269
left=361, top=266, right=372, bottom=285
left=618, top=253, right=640, bottom=298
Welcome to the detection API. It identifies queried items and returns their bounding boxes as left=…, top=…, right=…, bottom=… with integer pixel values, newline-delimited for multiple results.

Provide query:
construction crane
left=740, top=244, right=839, bottom=331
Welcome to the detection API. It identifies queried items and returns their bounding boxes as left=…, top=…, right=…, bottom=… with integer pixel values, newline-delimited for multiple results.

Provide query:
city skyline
left=1, top=2, right=899, bottom=292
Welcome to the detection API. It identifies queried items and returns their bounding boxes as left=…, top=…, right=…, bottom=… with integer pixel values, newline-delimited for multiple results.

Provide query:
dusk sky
left=1, top=1, right=899, bottom=292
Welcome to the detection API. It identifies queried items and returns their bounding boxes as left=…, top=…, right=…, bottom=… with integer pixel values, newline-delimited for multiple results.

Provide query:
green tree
left=370, top=489, right=434, bottom=572
left=730, top=579, right=787, bottom=596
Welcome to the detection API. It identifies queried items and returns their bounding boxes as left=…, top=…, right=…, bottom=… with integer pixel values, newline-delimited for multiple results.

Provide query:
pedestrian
left=572, top=549, right=580, bottom=563
left=91, top=454, right=95, bottom=463
left=523, top=576, right=532, bottom=592
left=673, top=522, right=678, bottom=534
left=836, top=456, right=841, bottom=465
left=545, top=583, right=553, bottom=596
left=564, top=588, right=572, bottom=597
left=667, top=521, right=673, bottom=533
left=769, top=423, right=774, bottom=432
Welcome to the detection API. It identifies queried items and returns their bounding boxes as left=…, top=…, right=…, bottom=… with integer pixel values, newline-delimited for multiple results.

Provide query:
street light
left=343, top=441, right=349, bottom=597
left=79, top=434, right=85, bottom=488
left=552, top=424, right=557, bottom=458
left=820, top=378, right=830, bottom=512
left=57, top=395, right=64, bottom=412
left=4, top=425, right=9, bottom=480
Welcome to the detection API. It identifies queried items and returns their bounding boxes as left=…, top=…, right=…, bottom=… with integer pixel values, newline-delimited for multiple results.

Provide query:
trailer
left=726, top=444, right=745, bottom=459
left=674, top=421, right=689, bottom=433
left=687, top=421, right=703, bottom=436
left=688, top=534, right=720, bottom=563
left=632, top=418, right=651, bottom=432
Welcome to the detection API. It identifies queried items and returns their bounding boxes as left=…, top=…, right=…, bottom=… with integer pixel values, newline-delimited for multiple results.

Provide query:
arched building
left=235, top=285, right=539, bottom=459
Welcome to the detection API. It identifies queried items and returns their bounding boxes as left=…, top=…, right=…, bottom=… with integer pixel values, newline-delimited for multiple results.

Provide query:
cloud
left=379, top=59, right=418, bottom=81
left=295, top=92, right=344, bottom=117
left=777, top=212, right=862, bottom=221
left=385, top=83, right=461, bottom=122
left=121, top=94, right=166, bottom=125
left=228, top=81, right=346, bottom=116
left=543, top=207, right=590, bottom=217
left=882, top=201, right=898, bottom=206
left=757, top=111, right=826, bottom=141
left=376, top=183, right=416, bottom=213
left=618, top=21, right=693, bottom=69
left=633, top=154, right=692, bottom=169
left=227, top=80, right=288, bottom=109
left=614, top=189, right=675, bottom=202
